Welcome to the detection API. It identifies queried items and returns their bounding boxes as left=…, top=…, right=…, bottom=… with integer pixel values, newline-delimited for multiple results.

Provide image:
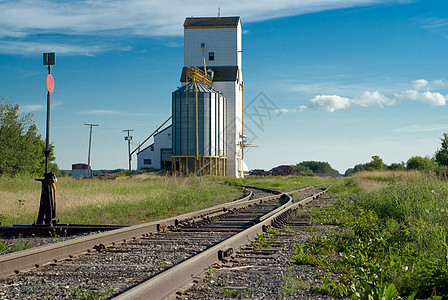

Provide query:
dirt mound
left=250, top=165, right=300, bottom=176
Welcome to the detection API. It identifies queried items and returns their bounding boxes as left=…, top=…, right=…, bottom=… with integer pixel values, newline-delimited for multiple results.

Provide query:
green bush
left=406, top=156, right=435, bottom=171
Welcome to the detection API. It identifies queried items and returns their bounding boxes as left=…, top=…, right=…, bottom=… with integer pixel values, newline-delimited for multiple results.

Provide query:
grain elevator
left=171, top=17, right=245, bottom=178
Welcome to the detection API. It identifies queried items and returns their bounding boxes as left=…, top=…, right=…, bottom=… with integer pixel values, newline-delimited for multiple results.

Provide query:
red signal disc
left=46, top=74, right=54, bottom=93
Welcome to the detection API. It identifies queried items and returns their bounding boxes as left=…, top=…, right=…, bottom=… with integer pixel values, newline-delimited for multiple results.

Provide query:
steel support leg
left=35, top=172, right=56, bottom=226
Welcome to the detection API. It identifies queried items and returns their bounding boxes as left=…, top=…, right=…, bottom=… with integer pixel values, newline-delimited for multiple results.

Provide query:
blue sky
left=0, top=0, right=446, bottom=174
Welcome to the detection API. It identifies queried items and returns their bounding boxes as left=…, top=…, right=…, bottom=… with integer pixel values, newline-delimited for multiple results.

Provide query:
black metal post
left=36, top=64, right=56, bottom=226
left=45, top=65, right=51, bottom=173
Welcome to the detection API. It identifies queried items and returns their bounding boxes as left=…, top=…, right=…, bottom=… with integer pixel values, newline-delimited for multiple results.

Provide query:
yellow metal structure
left=184, top=52, right=212, bottom=170
left=240, top=82, right=244, bottom=137
left=186, top=66, right=212, bottom=86
left=185, top=66, right=212, bottom=165
left=131, top=116, right=172, bottom=156
left=172, top=155, right=226, bottom=176
left=172, top=47, right=227, bottom=177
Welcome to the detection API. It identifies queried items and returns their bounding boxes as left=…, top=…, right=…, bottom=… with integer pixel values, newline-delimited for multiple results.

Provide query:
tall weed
left=294, top=171, right=448, bottom=299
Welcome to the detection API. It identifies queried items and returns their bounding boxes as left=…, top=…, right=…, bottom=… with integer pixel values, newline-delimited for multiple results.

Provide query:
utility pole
left=123, top=129, right=133, bottom=173
left=84, top=123, right=98, bottom=178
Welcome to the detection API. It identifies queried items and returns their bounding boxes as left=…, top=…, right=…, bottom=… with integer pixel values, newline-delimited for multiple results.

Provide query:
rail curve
left=0, top=186, right=328, bottom=299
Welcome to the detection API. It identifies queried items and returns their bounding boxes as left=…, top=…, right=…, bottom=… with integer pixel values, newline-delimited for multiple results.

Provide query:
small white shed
left=137, top=125, right=172, bottom=170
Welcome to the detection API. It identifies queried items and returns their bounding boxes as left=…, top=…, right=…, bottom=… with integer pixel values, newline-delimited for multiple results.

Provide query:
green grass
left=291, top=171, right=448, bottom=299
left=71, top=287, right=113, bottom=300
left=252, top=227, right=279, bottom=248
left=277, top=270, right=311, bottom=298
left=0, top=237, right=29, bottom=254
left=0, top=174, right=344, bottom=226
left=219, top=287, right=249, bottom=296
left=0, top=174, right=244, bottom=226
left=225, top=175, right=344, bottom=191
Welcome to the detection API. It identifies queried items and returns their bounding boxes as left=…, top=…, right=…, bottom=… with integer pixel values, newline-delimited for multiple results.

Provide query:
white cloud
left=352, top=91, right=394, bottom=107
left=127, top=112, right=164, bottom=117
left=412, top=79, right=428, bottom=90
left=21, top=104, right=45, bottom=112
left=0, top=0, right=407, bottom=55
left=0, top=41, right=132, bottom=56
left=284, top=76, right=395, bottom=97
left=410, top=79, right=448, bottom=91
left=393, top=124, right=448, bottom=133
left=0, top=28, right=26, bottom=38
left=274, top=108, right=296, bottom=113
left=299, top=105, right=307, bottom=112
left=304, top=78, right=448, bottom=112
left=80, top=109, right=119, bottom=115
left=0, top=0, right=405, bottom=35
left=432, top=79, right=448, bottom=88
left=80, top=109, right=162, bottom=117
left=417, top=17, right=448, bottom=40
left=397, top=90, right=447, bottom=106
left=306, top=78, right=448, bottom=112
left=166, top=41, right=182, bottom=48
left=309, top=95, right=350, bottom=112
left=420, top=17, right=448, bottom=29
left=20, top=100, right=62, bottom=112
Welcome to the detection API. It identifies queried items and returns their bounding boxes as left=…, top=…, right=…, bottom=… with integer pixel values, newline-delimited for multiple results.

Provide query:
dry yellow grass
left=0, top=180, right=40, bottom=217
left=352, top=170, right=436, bottom=193
left=0, top=174, right=243, bottom=225
left=0, top=177, right=136, bottom=216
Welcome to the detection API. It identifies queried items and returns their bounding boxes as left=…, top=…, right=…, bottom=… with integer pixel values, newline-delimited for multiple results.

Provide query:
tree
left=406, top=155, right=434, bottom=171
left=435, top=132, right=448, bottom=166
left=366, top=155, right=385, bottom=171
left=292, top=164, right=314, bottom=176
left=344, top=168, right=355, bottom=176
left=0, top=97, right=57, bottom=176
left=294, top=161, right=339, bottom=177
left=345, top=163, right=367, bottom=176
left=387, top=162, right=406, bottom=171
left=354, top=163, right=367, bottom=173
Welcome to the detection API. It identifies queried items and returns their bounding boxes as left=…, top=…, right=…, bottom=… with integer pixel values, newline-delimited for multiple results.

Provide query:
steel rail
left=0, top=186, right=298, bottom=277
left=113, top=187, right=329, bottom=300
left=258, top=186, right=314, bottom=222
left=0, top=191, right=244, bottom=277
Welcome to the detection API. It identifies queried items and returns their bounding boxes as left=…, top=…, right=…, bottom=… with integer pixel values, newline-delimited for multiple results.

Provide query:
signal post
left=36, top=52, right=57, bottom=226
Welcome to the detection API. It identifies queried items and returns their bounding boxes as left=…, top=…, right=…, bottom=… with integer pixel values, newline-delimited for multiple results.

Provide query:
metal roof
left=180, top=66, right=238, bottom=82
left=184, top=17, right=240, bottom=28
left=154, top=124, right=172, bottom=137
left=137, top=143, right=154, bottom=155
left=174, top=81, right=221, bottom=93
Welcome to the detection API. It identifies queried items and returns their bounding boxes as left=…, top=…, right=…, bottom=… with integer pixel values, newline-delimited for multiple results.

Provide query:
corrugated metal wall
left=172, top=83, right=226, bottom=157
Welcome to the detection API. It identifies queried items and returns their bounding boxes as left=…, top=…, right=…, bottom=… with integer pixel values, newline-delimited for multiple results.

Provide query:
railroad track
left=181, top=193, right=336, bottom=299
left=0, top=186, right=328, bottom=299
